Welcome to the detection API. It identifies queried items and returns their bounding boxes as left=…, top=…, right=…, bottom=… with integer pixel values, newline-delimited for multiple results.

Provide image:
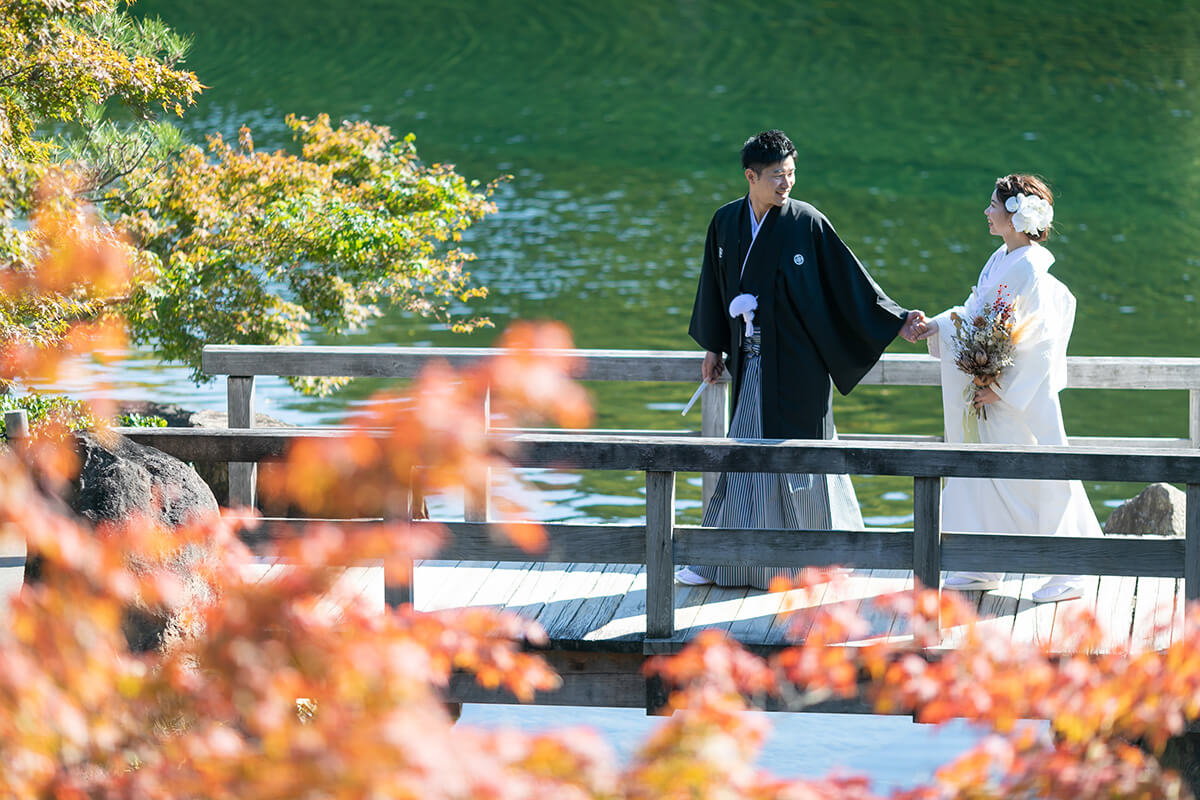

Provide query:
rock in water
left=1103, top=482, right=1186, bottom=536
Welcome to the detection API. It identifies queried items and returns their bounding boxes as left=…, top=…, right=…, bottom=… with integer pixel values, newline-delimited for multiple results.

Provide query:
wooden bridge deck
left=411, top=560, right=1185, bottom=655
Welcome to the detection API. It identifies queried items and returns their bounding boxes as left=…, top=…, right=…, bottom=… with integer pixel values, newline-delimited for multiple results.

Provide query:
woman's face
left=985, top=190, right=1015, bottom=237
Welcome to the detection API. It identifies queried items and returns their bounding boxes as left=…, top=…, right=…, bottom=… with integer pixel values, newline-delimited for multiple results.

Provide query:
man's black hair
left=741, top=130, right=796, bottom=173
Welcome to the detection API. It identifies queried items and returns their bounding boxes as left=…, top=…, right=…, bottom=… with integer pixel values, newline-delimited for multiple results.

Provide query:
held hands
left=899, top=310, right=933, bottom=343
left=702, top=351, right=725, bottom=383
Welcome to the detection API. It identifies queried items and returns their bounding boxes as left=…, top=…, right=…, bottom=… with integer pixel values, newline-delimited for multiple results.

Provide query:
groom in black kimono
left=677, top=129, right=925, bottom=589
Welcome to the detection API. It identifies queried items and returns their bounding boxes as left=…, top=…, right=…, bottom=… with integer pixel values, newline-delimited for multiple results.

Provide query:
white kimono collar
left=981, top=242, right=1055, bottom=288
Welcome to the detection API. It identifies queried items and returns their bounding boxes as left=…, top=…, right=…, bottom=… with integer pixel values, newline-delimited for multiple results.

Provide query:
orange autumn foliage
left=3, top=199, right=1200, bottom=799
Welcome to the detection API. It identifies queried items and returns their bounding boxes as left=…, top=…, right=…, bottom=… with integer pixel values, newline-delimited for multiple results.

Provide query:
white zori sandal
left=1031, top=578, right=1083, bottom=604
left=943, top=572, right=1002, bottom=592
left=674, top=567, right=714, bottom=586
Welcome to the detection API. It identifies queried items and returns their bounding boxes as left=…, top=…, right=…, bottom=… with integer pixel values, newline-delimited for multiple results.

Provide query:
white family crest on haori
left=793, top=253, right=805, bottom=266
left=728, top=293, right=758, bottom=336
left=718, top=246, right=724, bottom=258
left=1005, top=193, right=1053, bottom=236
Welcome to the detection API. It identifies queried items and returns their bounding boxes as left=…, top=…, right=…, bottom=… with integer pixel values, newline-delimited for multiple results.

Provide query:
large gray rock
left=72, top=431, right=219, bottom=528
left=64, top=431, right=220, bottom=652
left=1103, top=482, right=1187, bottom=536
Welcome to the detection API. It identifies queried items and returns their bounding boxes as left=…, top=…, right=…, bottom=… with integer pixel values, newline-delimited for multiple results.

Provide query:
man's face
left=745, top=156, right=795, bottom=209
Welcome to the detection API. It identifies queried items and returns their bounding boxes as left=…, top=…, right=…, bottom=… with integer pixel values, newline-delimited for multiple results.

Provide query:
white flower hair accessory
left=1005, top=193, right=1053, bottom=236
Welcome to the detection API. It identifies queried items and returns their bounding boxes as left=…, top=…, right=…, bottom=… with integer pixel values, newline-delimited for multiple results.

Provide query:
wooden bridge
left=113, top=345, right=1200, bottom=713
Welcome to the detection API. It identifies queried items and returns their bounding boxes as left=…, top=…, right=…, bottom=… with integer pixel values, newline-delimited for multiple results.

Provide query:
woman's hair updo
left=995, top=174, right=1054, bottom=241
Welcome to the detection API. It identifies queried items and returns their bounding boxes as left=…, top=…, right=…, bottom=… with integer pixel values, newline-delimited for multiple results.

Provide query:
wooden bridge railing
left=117, top=428, right=1200, bottom=639
left=201, top=345, right=1200, bottom=515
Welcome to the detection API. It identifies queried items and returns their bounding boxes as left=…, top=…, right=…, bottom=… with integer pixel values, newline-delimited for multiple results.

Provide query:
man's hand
left=702, top=351, right=725, bottom=383
left=899, top=310, right=928, bottom=343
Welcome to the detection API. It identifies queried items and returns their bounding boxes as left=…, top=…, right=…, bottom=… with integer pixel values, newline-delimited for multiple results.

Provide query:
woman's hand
left=973, top=384, right=999, bottom=408
left=916, top=318, right=939, bottom=340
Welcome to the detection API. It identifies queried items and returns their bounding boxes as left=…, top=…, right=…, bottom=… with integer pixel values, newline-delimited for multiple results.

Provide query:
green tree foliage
left=0, top=1, right=496, bottom=395
left=0, top=0, right=200, bottom=162
left=114, top=115, right=498, bottom=394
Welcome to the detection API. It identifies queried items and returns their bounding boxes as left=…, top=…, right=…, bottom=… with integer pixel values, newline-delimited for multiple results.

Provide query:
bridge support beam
left=227, top=375, right=257, bottom=509
left=913, top=476, right=942, bottom=627
left=645, top=471, right=676, bottom=640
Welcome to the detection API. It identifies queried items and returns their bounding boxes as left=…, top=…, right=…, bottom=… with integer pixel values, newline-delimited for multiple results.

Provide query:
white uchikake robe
left=928, top=244, right=1101, bottom=574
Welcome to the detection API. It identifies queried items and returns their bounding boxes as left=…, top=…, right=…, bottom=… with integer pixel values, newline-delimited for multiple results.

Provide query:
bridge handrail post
left=384, top=468, right=420, bottom=609
left=1187, top=484, right=1200, bottom=604
left=227, top=376, right=256, bottom=509
left=464, top=386, right=490, bottom=522
left=913, top=475, right=942, bottom=628
left=645, top=471, right=676, bottom=639
left=3, top=409, right=29, bottom=442
left=1190, top=389, right=1199, bottom=449
left=699, top=380, right=728, bottom=509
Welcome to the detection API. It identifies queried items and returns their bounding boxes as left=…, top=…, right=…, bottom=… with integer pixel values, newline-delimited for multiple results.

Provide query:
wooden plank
left=227, top=376, right=256, bottom=509
left=843, top=570, right=909, bottom=644
left=1092, top=574, right=1136, bottom=654
left=670, top=584, right=750, bottom=642
left=943, top=533, right=1184, bottom=577
left=416, top=561, right=498, bottom=612
left=448, top=669, right=646, bottom=708
left=1185, top=388, right=1195, bottom=448
left=765, top=581, right=834, bottom=646
left=533, top=563, right=614, bottom=638
left=1130, top=576, right=1170, bottom=652
left=726, top=584, right=790, bottom=646
left=1046, top=574, right=1100, bottom=654
left=554, top=563, right=642, bottom=641
left=674, top=526, right=910, bottom=570
left=1188, top=484, right=1200, bottom=602
left=700, top=381, right=728, bottom=509
left=427, top=521, right=645, bottom=563
left=203, top=345, right=720, bottom=383
left=502, top=562, right=575, bottom=623
left=464, top=389, right=490, bottom=522
left=665, top=582, right=713, bottom=645
left=502, top=434, right=1200, bottom=484
left=1028, top=581, right=1059, bottom=649
left=464, top=561, right=536, bottom=611
left=1159, top=579, right=1183, bottom=651
left=947, top=573, right=1021, bottom=648
left=869, top=570, right=914, bottom=643
left=116, top=430, right=1200, bottom=485
left=1191, top=389, right=1200, bottom=448
left=201, top=346, right=1200, bottom=390
left=583, top=569, right=648, bottom=642
left=412, top=560, right=457, bottom=606
left=645, top=471, right=675, bottom=639
left=912, top=477, right=941, bottom=596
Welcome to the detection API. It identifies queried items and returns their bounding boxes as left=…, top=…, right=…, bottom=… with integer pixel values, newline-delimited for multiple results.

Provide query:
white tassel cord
left=729, top=293, right=757, bottom=337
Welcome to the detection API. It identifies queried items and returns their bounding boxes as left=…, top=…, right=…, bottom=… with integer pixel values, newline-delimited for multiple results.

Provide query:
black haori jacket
left=688, top=197, right=907, bottom=440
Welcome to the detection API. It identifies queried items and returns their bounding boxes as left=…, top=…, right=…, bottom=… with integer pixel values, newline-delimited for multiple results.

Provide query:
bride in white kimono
left=920, top=174, right=1102, bottom=604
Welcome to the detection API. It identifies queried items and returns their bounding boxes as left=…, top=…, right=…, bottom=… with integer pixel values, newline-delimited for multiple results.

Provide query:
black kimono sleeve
left=807, top=213, right=907, bottom=395
left=688, top=214, right=730, bottom=356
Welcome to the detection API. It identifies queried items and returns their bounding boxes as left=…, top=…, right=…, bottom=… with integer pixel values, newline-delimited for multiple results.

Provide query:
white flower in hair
left=1006, top=193, right=1053, bottom=236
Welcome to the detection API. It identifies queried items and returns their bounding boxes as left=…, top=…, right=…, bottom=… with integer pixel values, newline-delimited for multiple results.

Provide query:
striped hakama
left=687, top=334, right=864, bottom=590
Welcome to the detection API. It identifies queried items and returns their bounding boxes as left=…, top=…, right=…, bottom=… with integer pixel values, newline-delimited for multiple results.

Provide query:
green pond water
left=115, top=0, right=1200, bottom=527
